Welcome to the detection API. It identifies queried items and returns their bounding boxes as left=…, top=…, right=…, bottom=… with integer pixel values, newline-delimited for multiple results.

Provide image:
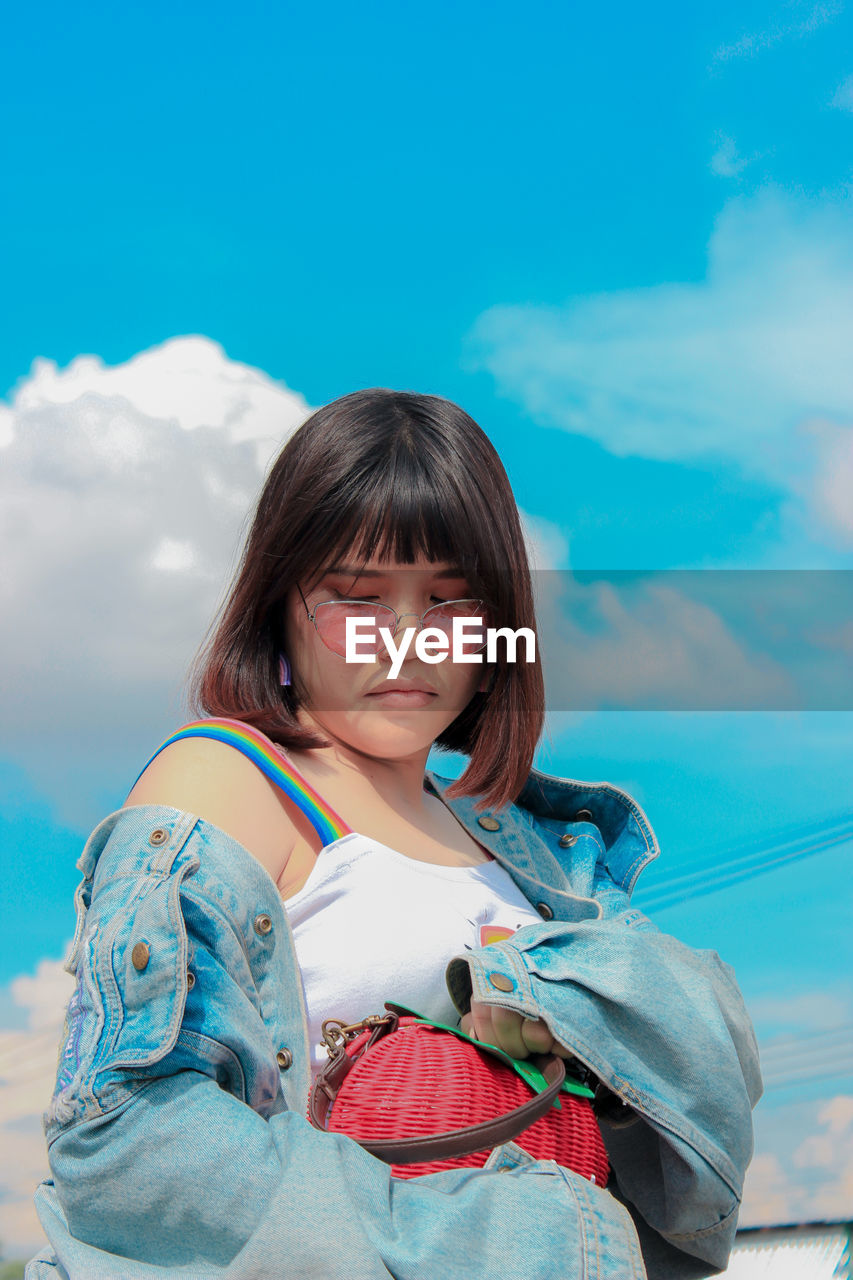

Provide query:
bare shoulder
left=124, top=736, right=297, bottom=885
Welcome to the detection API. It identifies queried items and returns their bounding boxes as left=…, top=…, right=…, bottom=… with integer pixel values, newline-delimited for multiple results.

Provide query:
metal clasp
left=320, top=1014, right=395, bottom=1058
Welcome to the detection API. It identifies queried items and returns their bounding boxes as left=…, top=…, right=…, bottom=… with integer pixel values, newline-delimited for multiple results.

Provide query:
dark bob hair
left=189, top=388, right=544, bottom=812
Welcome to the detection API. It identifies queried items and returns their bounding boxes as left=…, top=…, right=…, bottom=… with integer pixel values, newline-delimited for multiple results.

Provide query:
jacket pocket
left=96, top=856, right=198, bottom=1070
left=45, top=852, right=200, bottom=1139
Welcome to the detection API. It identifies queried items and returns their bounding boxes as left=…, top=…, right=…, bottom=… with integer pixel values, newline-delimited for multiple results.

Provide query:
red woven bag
left=307, top=1005, right=610, bottom=1184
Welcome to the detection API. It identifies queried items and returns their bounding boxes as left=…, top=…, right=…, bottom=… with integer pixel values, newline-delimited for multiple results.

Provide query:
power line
left=656, top=809, right=853, bottom=875
left=630, top=813, right=853, bottom=1101
left=641, top=819, right=853, bottom=905
left=639, top=817, right=853, bottom=897
left=758, top=1024, right=853, bottom=1054
left=761, top=1044, right=853, bottom=1080
left=760, top=1056, right=853, bottom=1084
left=757, top=1028, right=853, bottom=1075
left=761, top=1062, right=853, bottom=1091
left=637, top=822, right=853, bottom=912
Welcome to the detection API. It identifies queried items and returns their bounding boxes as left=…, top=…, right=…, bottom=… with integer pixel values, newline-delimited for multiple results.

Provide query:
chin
left=336, top=708, right=448, bottom=758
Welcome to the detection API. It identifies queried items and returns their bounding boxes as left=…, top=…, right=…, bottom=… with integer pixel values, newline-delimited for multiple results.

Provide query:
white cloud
left=793, top=1131, right=835, bottom=1169
left=8, top=955, right=76, bottom=1034
left=520, top=509, right=571, bottom=570
left=710, top=134, right=750, bottom=178
left=0, top=1116, right=54, bottom=1258
left=0, top=337, right=313, bottom=755
left=815, top=1161, right=853, bottom=1220
left=791, top=1094, right=853, bottom=1194
left=150, top=536, right=199, bottom=574
left=535, top=574, right=795, bottom=710
left=711, top=1, right=842, bottom=65
left=1, top=335, right=309, bottom=471
left=0, top=955, right=77, bottom=1258
left=709, top=134, right=771, bottom=181
left=748, top=989, right=853, bottom=1038
left=797, top=417, right=853, bottom=543
left=740, top=1152, right=803, bottom=1225
left=830, top=72, right=853, bottom=111
left=464, top=189, right=853, bottom=551
left=740, top=1091, right=853, bottom=1227
left=818, top=1093, right=853, bottom=1134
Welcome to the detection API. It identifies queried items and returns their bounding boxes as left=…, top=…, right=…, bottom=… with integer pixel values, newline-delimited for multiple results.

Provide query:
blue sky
left=2, top=0, right=852, bottom=1257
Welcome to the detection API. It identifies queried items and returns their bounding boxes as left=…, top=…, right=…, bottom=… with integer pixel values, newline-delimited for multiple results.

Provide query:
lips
left=366, top=689, right=436, bottom=707
left=367, top=679, right=437, bottom=696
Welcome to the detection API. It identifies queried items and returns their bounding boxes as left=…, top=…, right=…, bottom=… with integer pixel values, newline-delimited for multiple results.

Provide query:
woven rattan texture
left=317, top=1018, right=610, bottom=1182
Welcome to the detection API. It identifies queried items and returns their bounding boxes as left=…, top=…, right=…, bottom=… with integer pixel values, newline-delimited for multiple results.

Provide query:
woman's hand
left=459, top=1000, right=574, bottom=1060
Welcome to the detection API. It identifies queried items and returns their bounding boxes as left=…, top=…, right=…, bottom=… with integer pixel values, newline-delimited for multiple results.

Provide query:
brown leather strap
left=308, top=1011, right=401, bottom=1129
left=308, top=1014, right=568, bottom=1164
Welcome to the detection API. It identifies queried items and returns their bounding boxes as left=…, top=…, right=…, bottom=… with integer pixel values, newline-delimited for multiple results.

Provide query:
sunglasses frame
left=296, top=585, right=490, bottom=657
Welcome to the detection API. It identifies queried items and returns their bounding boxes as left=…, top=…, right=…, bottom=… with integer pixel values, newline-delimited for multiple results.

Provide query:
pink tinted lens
left=423, top=601, right=488, bottom=653
left=314, top=602, right=395, bottom=655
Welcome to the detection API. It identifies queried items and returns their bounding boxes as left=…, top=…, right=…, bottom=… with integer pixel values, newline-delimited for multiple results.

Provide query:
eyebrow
left=324, top=565, right=467, bottom=578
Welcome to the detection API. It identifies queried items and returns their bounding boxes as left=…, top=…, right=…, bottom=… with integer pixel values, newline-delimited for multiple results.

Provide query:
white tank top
left=283, top=832, right=544, bottom=1078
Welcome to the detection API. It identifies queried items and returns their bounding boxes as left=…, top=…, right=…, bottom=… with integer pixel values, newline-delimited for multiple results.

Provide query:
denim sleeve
left=445, top=853, right=763, bottom=1276
left=30, top=806, right=647, bottom=1280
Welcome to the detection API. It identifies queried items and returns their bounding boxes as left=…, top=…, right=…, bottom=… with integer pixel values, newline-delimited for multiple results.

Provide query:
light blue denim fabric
left=26, top=764, right=760, bottom=1280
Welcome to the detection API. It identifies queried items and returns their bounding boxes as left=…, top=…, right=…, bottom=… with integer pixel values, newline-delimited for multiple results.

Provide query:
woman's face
left=283, top=551, right=488, bottom=763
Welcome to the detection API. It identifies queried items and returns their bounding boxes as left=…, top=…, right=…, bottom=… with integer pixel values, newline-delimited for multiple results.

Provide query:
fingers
left=463, top=1001, right=559, bottom=1059
left=519, top=1016, right=555, bottom=1055
left=489, top=1006, right=532, bottom=1058
left=462, top=1002, right=501, bottom=1050
left=461, top=1003, right=489, bottom=1045
left=460, top=1001, right=581, bottom=1065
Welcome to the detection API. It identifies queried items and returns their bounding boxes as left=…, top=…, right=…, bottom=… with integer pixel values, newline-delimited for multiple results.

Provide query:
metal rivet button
left=186, top=970, right=195, bottom=989
left=536, top=902, right=554, bottom=919
left=558, top=833, right=578, bottom=848
left=276, top=1048, right=293, bottom=1070
left=148, top=828, right=168, bottom=846
left=574, top=809, right=593, bottom=823
left=131, top=941, right=150, bottom=971
left=253, top=913, right=273, bottom=936
left=487, top=972, right=515, bottom=993
left=478, top=816, right=501, bottom=832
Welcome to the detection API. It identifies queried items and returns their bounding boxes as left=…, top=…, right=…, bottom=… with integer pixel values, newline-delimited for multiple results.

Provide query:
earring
left=278, top=653, right=292, bottom=687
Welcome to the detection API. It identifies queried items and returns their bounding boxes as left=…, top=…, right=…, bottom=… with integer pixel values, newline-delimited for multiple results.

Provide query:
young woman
left=28, top=389, right=761, bottom=1279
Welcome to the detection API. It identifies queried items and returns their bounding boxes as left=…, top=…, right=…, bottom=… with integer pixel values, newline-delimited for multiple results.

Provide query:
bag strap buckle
left=320, top=1013, right=397, bottom=1058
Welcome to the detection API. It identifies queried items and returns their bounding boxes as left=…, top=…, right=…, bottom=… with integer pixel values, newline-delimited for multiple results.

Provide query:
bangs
left=303, top=447, right=489, bottom=592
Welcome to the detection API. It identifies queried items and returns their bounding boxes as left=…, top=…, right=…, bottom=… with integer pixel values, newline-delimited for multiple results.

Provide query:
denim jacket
left=26, top=764, right=762, bottom=1280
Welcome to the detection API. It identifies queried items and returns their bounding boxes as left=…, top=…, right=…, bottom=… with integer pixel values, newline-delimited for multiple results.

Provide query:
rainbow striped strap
left=133, top=718, right=352, bottom=849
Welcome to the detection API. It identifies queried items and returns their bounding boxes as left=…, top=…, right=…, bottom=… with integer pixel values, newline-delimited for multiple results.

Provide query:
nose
left=392, top=610, right=425, bottom=638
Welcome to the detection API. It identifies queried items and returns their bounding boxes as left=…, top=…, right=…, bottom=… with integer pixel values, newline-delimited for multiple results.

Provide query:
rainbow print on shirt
left=479, top=924, right=518, bottom=947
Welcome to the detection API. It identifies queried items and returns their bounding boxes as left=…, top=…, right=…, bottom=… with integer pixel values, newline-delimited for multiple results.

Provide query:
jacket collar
left=425, top=765, right=659, bottom=895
